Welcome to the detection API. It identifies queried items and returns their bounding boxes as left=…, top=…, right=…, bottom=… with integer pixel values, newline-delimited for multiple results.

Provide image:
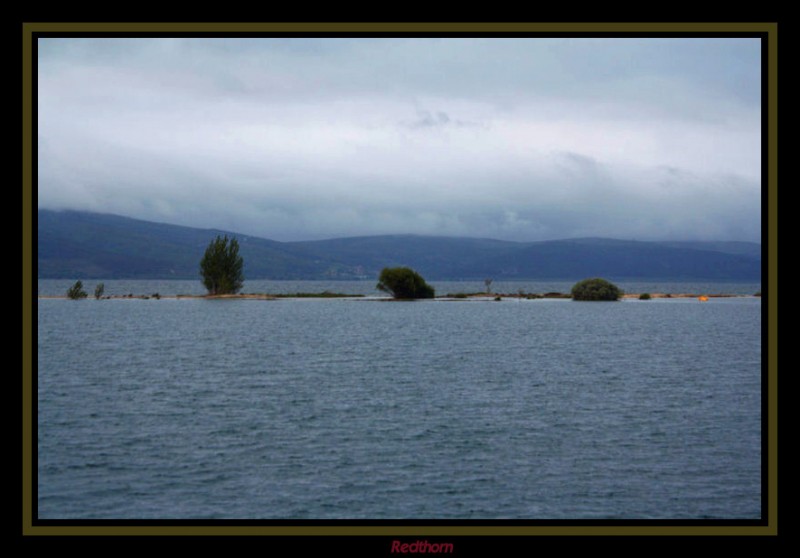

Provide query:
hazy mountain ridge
left=37, top=210, right=351, bottom=280
left=37, top=210, right=761, bottom=281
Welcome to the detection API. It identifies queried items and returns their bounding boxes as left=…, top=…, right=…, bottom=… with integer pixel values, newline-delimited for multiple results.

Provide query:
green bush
left=94, top=283, right=105, bottom=299
left=571, top=278, right=623, bottom=301
left=639, top=293, right=651, bottom=300
left=376, top=267, right=435, bottom=299
left=67, top=280, right=87, bottom=299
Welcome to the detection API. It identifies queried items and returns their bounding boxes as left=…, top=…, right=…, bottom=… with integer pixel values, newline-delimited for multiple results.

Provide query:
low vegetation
left=376, top=267, right=435, bottom=299
left=67, top=280, right=87, bottom=299
left=639, top=293, right=652, bottom=300
left=571, top=278, right=623, bottom=301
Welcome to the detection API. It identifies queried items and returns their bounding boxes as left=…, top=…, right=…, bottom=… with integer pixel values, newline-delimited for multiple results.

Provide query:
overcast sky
left=37, top=37, right=762, bottom=242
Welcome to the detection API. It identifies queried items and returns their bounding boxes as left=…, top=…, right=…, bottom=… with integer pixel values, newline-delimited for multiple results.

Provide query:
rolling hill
left=37, top=210, right=355, bottom=280
left=37, top=210, right=762, bottom=281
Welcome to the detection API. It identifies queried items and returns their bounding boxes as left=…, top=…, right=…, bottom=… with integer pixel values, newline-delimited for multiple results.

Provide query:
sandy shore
left=39, top=292, right=758, bottom=301
left=38, top=293, right=277, bottom=300
left=619, top=293, right=748, bottom=299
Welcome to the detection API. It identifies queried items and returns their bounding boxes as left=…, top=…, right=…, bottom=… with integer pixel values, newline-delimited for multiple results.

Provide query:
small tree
left=66, top=280, right=87, bottom=299
left=571, top=277, right=623, bottom=301
left=94, top=283, right=105, bottom=299
left=376, top=267, right=435, bottom=299
left=484, top=278, right=493, bottom=294
left=200, top=235, right=244, bottom=295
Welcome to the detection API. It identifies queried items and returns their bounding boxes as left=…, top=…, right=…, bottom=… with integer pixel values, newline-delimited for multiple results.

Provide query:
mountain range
left=37, top=210, right=762, bottom=281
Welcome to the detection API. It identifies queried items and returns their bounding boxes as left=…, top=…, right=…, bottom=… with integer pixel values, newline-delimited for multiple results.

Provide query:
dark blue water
left=37, top=291, right=761, bottom=519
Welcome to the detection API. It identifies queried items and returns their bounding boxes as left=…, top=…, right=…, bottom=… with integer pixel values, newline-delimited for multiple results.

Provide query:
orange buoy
left=698, top=296, right=709, bottom=302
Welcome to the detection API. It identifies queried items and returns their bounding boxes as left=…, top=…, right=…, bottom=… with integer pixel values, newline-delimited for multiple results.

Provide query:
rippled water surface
left=37, top=285, right=762, bottom=519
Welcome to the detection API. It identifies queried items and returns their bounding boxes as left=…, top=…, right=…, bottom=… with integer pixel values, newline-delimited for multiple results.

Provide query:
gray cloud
left=37, top=37, right=761, bottom=242
left=406, top=110, right=452, bottom=129
left=401, top=109, right=486, bottom=130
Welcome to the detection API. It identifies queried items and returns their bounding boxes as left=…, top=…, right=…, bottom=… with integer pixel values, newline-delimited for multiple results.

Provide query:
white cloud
left=37, top=37, right=762, bottom=242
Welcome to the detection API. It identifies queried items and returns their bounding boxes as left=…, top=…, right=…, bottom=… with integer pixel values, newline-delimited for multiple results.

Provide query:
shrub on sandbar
left=571, top=278, right=623, bottom=301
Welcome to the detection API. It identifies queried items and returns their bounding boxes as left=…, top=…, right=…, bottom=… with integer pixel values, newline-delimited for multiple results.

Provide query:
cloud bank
left=37, top=37, right=761, bottom=242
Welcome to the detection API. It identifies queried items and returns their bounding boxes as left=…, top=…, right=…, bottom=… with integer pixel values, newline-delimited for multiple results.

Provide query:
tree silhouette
left=376, top=267, right=435, bottom=299
left=200, top=235, right=244, bottom=295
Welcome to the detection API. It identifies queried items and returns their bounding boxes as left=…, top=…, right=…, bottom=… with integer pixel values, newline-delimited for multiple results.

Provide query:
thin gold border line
left=24, top=525, right=774, bottom=536
left=22, top=22, right=34, bottom=535
left=767, top=23, right=778, bottom=534
left=25, top=22, right=775, bottom=34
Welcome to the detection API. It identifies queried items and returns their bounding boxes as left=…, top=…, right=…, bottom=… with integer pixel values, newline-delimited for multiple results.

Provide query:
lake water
left=36, top=281, right=762, bottom=520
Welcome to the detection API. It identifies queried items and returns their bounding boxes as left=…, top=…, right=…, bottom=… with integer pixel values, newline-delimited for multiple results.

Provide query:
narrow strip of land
left=38, top=292, right=759, bottom=301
